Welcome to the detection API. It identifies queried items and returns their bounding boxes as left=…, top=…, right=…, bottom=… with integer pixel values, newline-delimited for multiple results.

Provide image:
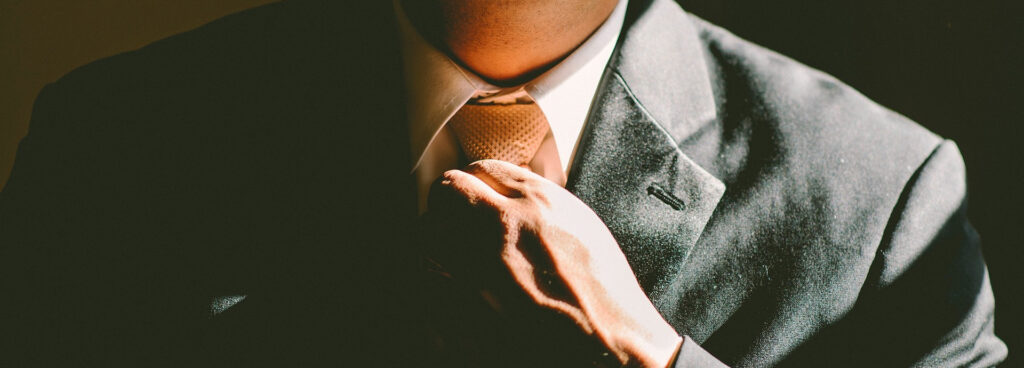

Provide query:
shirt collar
left=395, top=0, right=628, bottom=172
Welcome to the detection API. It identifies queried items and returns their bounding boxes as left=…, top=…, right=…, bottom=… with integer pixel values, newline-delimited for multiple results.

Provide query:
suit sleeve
left=0, top=83, right=137, bottom=365
left=670, top=140, right=1006, bottom=368
left=0, top=83, right=82, bottom=365
left=779, top=140, right=1007, bottom=367
left=857, top=140, right=1006, bottom=366
left=0, top=83, right=200, bottom=366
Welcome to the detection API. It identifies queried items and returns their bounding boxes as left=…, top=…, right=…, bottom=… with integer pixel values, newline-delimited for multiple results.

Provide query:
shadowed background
left=1, top=0, right=1020, bottom=365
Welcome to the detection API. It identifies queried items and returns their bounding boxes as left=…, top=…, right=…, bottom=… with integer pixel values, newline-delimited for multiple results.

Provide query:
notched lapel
left=567, top=73, right=724, bottom=303
left=567, top=0, right=725, bottom=304
left=616, top=0, right=717, bottom=143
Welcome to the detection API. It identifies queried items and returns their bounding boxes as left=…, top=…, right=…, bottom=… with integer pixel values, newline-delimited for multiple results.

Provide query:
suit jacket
left=0, top=0, right=1006, bottom=366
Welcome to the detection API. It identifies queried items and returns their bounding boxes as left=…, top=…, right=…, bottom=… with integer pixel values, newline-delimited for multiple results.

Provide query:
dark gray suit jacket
left=0, top=0, right=1006, bottom=366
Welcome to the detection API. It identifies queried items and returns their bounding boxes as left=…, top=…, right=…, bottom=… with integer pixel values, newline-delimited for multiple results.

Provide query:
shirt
left=393, top=0, right=628, bottom=213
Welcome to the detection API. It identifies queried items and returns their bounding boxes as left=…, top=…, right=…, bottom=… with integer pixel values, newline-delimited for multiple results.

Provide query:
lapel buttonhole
left=647, top=183, right=686, bottom=211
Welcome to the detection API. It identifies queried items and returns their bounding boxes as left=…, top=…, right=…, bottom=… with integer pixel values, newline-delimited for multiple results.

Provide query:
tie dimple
left=448, top=102, right=549, bottom=166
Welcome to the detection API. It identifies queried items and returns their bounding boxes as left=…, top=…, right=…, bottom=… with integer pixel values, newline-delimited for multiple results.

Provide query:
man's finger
left=463, top=159, right=539, bottom=197
left=441, top=169, right=508, bottom=207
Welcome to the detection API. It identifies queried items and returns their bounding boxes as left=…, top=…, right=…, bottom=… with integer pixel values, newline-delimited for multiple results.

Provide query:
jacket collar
left=567, top=0, right=724, bottom=301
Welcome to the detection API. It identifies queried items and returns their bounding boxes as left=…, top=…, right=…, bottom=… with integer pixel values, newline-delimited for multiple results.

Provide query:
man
left=0, top=0, right=1006, bottom=366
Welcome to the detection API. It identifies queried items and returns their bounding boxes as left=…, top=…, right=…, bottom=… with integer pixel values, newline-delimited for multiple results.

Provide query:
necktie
left=448, top=102, right=550, bottom=167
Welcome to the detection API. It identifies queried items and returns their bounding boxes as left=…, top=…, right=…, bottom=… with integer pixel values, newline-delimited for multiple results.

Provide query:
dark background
left=1, top=0, right=1020, bottom=364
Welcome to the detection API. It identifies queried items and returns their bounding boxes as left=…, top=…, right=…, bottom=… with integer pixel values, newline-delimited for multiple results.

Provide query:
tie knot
left=448, top=102, right=550, bottom=166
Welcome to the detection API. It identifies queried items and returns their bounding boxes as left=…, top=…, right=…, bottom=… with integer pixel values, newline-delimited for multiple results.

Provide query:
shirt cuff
left=672, top=335, right=728, bottom=368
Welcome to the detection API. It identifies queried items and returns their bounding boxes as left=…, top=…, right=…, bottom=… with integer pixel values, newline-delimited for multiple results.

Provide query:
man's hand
left=433, top=160, right=682, bottom=368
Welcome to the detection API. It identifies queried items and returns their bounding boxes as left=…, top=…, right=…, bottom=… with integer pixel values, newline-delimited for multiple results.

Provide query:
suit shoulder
left=52, top=1, right=290, bottom=88
left=32, top=0, right=395, bottom=139
left=690, top=14, right=944, bottom=173
left=42, top=0, right=370, bottom=107
left=688, top=15, right=950, bottom=207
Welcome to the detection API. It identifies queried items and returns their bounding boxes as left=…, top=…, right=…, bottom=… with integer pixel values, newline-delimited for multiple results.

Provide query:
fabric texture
left=448, top=102, right=550, bottom=166
left=0, top=0, right=1006, bottom=366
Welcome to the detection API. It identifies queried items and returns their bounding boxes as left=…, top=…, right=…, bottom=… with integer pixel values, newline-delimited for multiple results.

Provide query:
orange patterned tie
left=448, top=102, right=550, bottom=167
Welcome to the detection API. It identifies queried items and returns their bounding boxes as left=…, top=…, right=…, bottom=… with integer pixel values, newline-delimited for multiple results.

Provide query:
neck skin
left=398, top=0, right=620, bottom=86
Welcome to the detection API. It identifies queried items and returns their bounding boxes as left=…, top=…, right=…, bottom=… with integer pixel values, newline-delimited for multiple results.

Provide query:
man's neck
left=398, top=0, right=619, bottom=86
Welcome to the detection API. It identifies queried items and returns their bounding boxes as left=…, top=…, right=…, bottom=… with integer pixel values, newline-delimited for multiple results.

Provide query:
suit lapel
left=567, top=0, right=724, bottom=305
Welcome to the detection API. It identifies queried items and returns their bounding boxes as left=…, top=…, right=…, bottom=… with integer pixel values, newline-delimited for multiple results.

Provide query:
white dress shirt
left=394, top=0, right=628, bottom=213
